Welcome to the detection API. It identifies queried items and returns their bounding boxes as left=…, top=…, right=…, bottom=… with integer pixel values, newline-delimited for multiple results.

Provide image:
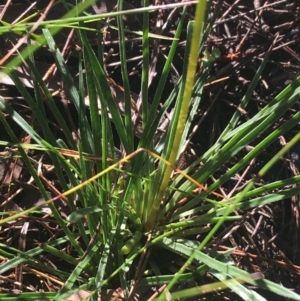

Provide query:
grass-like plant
left=0, top=0, right=300, bottom=300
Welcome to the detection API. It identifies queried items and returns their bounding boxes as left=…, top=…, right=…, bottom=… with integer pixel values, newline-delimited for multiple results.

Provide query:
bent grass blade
left=0, top=147, right=228, bottom=226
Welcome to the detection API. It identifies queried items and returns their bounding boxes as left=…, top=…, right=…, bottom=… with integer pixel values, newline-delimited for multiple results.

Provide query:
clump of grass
left=0, top=1, right=300, bottom=300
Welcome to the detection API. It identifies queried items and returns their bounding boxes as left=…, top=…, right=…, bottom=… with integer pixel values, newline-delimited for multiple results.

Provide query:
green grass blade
left=160, top=237, right=300, bottom=300
left=146, top=2, right=207, bottom=230
left=55, top=239, right=102, bottom=301
left=2, top=0, right=97, bottom=73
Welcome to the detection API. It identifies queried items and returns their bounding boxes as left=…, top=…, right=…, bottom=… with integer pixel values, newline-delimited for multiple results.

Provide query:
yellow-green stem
left=145, top=0, right=207, bottom=231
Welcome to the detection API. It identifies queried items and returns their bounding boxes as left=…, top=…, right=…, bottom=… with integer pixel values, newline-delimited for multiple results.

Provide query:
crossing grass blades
left=0, top=0, right=300, bottom=300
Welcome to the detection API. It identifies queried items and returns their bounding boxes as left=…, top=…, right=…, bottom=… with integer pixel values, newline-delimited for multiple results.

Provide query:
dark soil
left=0, top=0, right=300, bottom=300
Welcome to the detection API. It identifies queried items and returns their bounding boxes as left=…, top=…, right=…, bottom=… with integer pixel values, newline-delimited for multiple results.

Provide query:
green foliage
left=0, top=0, right=300, bottom=300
